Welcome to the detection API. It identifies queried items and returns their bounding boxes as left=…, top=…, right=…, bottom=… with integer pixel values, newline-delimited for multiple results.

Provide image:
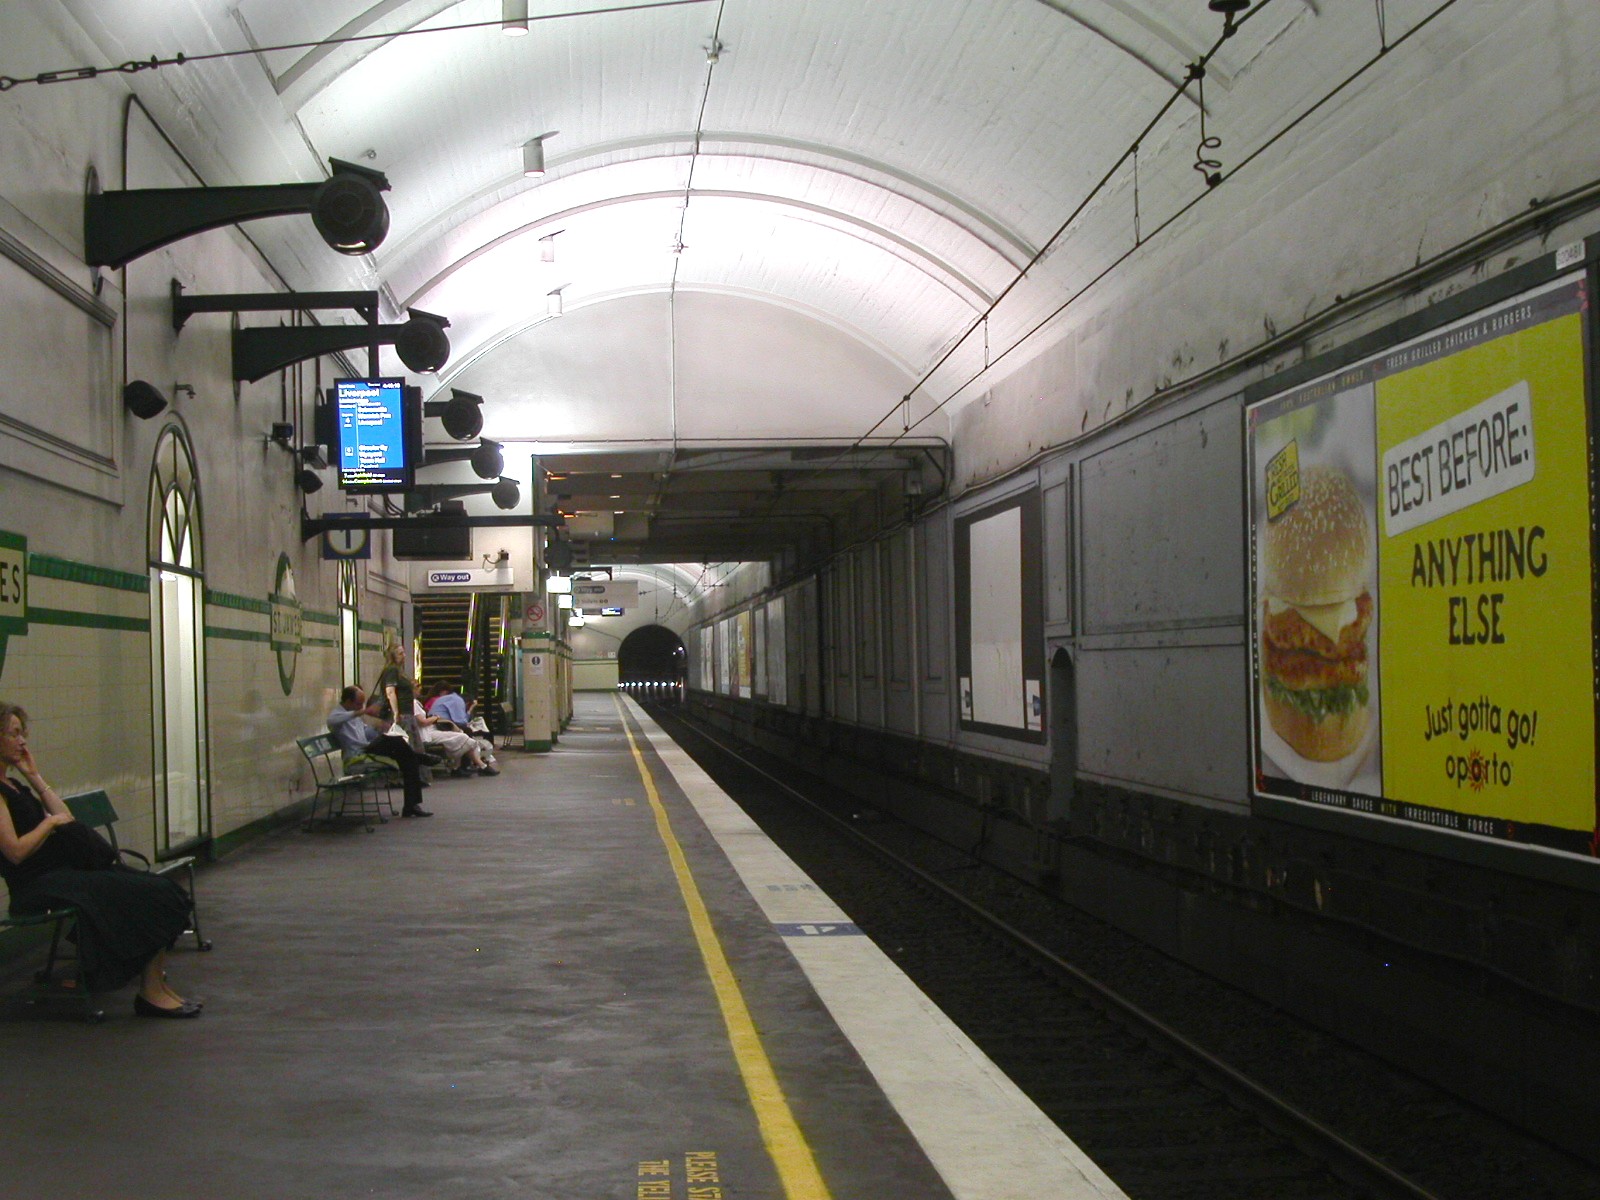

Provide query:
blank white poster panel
left=968, top=506, right=1024, bottom=728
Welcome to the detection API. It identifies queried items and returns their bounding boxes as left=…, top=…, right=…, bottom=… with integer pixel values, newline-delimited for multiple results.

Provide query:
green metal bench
left=64, top=790, right=211, bottom=953
left=297, top=733, right=396, bottom=832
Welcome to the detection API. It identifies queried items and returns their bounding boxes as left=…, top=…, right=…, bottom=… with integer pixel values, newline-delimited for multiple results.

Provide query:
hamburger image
left=1260, top=465, right=1373, bottom=762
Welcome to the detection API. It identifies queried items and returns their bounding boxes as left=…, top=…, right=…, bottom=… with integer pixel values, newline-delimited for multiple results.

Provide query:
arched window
left=339, top=560, right=360, bottom=692
left=148, top=426, right=210, bottom=854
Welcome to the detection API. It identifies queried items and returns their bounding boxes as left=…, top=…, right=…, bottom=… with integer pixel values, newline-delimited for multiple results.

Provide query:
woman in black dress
left=0, top=702, right=201, bottom=1018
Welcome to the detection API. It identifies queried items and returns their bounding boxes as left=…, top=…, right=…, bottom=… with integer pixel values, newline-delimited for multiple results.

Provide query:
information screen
left=335, top=378, right=413, bottom=492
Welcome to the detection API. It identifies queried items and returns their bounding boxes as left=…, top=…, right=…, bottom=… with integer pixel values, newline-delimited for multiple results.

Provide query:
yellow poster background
left=736, top=609, right=753, bottom=692
left=1376, top=311, right=1594, bottom=831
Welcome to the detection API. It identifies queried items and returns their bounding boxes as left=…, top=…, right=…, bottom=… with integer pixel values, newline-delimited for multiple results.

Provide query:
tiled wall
left=0, top=12, right=407, bottom=909
left=0, top=556, right=398, bottom=908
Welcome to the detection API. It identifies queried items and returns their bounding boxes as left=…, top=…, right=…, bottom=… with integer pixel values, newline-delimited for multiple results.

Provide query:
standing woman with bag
left=0, top=702, right=201, bottom=1018
left=374, top=641, right=420, bottom=751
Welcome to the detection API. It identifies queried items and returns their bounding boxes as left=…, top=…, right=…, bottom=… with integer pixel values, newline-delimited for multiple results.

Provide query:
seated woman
left=0, top=702, right=201, bottom=1018
left=412, top=699, right=499, bottom=777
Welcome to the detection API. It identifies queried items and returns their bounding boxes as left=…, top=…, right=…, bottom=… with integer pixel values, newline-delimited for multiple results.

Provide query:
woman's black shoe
left=401, top=806, right=433, bottom=818
left=134, top=994, right=203, bottom=1019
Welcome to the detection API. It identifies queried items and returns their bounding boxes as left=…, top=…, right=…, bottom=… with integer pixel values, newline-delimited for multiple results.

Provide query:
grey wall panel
left=917, top=512, right=952, bottom=741
left=855, top=544, right=884, bottom=727
left=825, top=560, right=856, bottom=722
left=799, top=578, right=822, bottom=718
left=886, top=531, right=913, bottom=685
left=1078, top=643, right=1249, bottom=807
left=884, top=531, right=918, bottom=734
left=1044, top=480, right=1071, bottom=629
left=1080, top=404, right=1244, bottom=633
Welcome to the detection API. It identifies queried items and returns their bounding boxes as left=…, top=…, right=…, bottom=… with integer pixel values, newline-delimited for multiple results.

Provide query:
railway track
left=646, top=705, right=1446, bottom=1200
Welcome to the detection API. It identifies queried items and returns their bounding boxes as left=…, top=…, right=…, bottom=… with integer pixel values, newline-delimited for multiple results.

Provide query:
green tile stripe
left=206, top=588, right=272, bottom=615
left=304, top=636, right=337, bottom=648
left=28, top=554, right=147, bottom=593
left=29, top=607, right=149, bottom=633
left=304, top=609, right=338, bottom=626
left=358, top=619, right=386, bottom=633
left=207, top=626, right=272, bottom=643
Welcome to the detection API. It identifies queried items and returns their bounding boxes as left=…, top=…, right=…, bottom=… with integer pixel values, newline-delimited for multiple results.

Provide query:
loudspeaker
left=392, top=524, right=472, bottom=560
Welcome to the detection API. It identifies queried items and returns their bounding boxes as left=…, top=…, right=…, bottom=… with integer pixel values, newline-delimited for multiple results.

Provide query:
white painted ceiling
left=60, top=0, right=1329, bottom=410
left=48, top=0, right=1344, bottom=559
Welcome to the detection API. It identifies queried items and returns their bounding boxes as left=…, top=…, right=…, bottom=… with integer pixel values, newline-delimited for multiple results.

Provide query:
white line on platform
left=626, top=698, right=1129, bottom=1200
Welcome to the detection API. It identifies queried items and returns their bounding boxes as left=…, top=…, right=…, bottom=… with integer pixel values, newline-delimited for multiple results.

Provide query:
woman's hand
left=45, top=810, right=74, bottom=829
left=15, top=742, right=42, bottom=780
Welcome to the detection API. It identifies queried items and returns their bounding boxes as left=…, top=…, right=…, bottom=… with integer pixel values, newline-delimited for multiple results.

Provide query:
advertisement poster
left=1247, top=275, right=1598, bottom=858
left=736, top=610, right=753, bottom=694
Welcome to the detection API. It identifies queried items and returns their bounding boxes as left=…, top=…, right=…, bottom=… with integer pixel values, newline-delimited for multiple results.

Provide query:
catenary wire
left=0, top=1, right=716, bottom=91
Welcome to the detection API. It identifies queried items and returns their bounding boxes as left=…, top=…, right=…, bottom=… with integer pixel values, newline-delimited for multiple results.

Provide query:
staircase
left=414, top=593, right=514, bottom=738
left=414, top=595, right=472, bottom=693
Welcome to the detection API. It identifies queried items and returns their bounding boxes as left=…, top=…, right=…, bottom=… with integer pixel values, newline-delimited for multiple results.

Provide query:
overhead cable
left=0, top=0, right=716, bottom=92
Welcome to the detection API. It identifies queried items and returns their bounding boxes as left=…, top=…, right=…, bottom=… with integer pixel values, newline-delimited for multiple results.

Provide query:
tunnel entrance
left=618, top=625, right=687, bottom=702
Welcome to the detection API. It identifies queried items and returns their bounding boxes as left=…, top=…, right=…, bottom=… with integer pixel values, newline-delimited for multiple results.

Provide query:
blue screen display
left=335, top=379, right=411, bottom=491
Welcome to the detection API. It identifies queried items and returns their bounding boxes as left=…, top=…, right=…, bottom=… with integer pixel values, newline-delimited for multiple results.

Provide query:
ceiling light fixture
left=547, top=288, right=564, bottom=318
left=522, top=137, right=546, bottom=177
left=502, top=0, right=529, bottom=36
left=540, top=231, right=560, bottom=262
left=1208, top=0, right=1250, bottom=34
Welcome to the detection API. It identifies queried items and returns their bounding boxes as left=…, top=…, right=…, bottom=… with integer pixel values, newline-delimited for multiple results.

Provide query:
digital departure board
left=334, top=378, right=415, bottom=492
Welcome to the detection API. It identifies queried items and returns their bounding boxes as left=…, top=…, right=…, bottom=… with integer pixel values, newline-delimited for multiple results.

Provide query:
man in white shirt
left=327, top=686, right=433, bottom=817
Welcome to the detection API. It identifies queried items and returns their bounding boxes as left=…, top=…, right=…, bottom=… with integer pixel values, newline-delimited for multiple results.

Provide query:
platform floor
left=0, top=695, right=1125, bottom=1200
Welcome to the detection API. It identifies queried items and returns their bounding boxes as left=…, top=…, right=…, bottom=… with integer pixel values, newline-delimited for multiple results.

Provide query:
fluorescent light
left=546, top=574, right=571, bottom=594
left=547, top=288, right=563, bottom=317
left=557, top=593, right=573, bottom=609
left=502, top=0, right=529, bottom=36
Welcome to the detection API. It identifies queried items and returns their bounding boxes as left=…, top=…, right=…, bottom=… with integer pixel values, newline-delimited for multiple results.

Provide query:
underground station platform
left=0, top=695, right=1124, bottom=1200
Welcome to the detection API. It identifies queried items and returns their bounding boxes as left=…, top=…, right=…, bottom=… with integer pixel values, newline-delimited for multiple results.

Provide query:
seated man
left=412, top=700, right=499, bottom=777
left=327, top=686, right=433, bottom=818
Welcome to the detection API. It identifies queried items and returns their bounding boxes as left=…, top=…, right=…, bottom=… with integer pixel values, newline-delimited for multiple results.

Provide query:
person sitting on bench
left=0, top=701, right=201, bottom=1018
left=430, top=682, right=493, bottom=747
left=327, top=686, right=433, bottom=819
left=412, top=700, right=499, bottom=777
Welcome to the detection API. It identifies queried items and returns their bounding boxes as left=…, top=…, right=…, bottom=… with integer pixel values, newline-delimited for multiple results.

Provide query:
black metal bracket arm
left=233, top=309, right=450, bottom=382
left=86, top=158, right=391, bottom=269
left=171, top=280, right=379, bottom=332
left=301, top=512, right=560, bottom=542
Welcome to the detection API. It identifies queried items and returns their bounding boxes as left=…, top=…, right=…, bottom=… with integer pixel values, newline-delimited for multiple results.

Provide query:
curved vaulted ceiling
left=51, top=0, right=1337, bottom=558
left=65, top=0, right=1317, bottom=399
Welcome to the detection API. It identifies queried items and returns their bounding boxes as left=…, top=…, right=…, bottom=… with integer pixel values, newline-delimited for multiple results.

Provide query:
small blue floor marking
left=773, top=921, right=864, bottom=937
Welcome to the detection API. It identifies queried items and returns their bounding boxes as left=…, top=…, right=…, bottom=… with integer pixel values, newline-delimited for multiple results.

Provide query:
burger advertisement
left=1247, top=273, right=1600, bottom=861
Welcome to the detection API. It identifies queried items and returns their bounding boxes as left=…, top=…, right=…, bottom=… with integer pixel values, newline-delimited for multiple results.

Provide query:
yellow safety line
left=615, top=696, right=833, bottom=1200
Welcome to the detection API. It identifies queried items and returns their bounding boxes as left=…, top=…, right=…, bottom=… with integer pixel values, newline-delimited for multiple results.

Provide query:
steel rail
left=660, top=709, right=1445, bottom=1200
